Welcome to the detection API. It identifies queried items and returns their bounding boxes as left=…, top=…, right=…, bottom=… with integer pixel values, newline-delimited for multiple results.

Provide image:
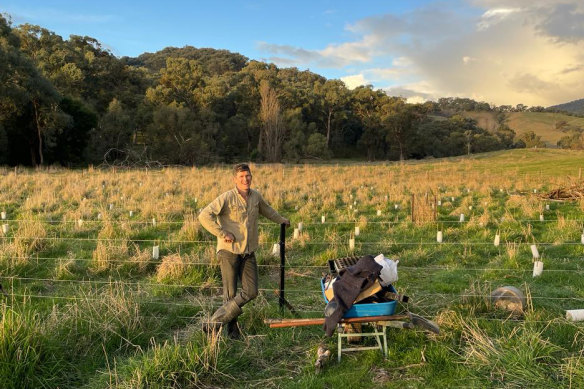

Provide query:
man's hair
left=233, top=163, right=251, bottom=175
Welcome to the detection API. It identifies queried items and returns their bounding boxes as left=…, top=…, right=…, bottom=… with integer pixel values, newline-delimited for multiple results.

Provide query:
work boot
left=227, top=318, right=241, bottom=340
left=203, top=299, right=242, bottom=333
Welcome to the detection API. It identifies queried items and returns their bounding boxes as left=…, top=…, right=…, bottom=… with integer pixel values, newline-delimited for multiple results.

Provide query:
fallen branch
left=538, top=183, right=584, bottom=201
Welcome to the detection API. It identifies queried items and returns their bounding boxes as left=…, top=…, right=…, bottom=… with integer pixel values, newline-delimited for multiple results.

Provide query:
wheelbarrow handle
left=265, top=314, right=409, bottom=328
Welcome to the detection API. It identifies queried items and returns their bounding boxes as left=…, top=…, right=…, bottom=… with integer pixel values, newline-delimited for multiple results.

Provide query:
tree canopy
left=0, top=16, right=531, bottom=167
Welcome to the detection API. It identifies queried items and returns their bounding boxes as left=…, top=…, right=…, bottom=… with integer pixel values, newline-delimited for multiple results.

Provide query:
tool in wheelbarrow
left=408, top=312, right=440, bottom=334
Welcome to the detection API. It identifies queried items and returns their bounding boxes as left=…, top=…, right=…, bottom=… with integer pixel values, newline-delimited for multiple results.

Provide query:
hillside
left=461, top=111, right=584, bottom=147
left=549, top=98, right=584, bottom=115
left=461, top=111, right=499, bottom=132
left=506, top=112, right=584, bottom=147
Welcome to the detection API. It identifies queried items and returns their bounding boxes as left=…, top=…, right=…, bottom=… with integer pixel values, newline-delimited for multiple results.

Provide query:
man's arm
left=258, top=193, right=290, bottom=225
left=198, top=193, right=229, bottom=239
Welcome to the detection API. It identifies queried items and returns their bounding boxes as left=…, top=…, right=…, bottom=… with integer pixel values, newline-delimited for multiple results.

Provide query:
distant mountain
left=548, top=98, right=584, bottom=115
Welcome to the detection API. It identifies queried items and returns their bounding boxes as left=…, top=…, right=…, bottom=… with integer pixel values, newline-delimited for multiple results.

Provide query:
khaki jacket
left=198, top=188, right=286, bottom=254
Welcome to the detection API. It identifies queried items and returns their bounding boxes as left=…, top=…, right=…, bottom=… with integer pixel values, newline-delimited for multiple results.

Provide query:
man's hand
left=224, top=232, right=235, bottom=243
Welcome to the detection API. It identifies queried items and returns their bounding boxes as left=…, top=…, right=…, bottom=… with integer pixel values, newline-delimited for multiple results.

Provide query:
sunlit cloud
left=340, top=74, right=369, bottom=89
left=477, top=7, right=521, bottom=31
left=560, top=65, right=584, bottom=74
left=258, top=0, right=584, bottom=106
left=367, top=67, right=409, bottom=80
left=318, top=37, right=377, bottom=64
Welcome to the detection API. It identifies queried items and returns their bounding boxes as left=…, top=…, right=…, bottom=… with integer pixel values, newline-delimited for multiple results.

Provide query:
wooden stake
left=411, top=193, right=415, bottom=223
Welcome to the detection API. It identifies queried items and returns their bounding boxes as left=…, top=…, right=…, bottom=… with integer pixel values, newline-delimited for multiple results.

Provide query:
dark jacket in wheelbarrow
left=323, top=255, right=382, bottom=337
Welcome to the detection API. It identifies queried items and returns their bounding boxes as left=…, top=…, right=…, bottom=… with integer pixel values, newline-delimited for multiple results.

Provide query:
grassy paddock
left=1, top=148, right=584, bottom=388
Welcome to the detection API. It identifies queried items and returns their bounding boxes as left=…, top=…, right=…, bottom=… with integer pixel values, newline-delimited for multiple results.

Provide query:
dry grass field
left=1, top=148, right=584, bottom=388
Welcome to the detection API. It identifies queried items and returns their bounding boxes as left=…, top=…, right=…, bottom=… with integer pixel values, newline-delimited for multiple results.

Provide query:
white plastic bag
left=374, top=253, right=399, bottom=286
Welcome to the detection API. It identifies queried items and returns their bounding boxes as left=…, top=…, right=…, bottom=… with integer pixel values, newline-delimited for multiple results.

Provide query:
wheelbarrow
left=266, top=256, right=439, bottom=362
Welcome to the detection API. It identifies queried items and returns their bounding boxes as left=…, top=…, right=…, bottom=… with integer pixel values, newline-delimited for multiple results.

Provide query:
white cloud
left=258, top=34, right=377, bottom=68
left=384, top=81, right=439, bottom=104
left=392, top=56, right=413, bottom=67
left=318, top=36, right=378, bottom=65
left=477, top=7, right=521, bottom=31
left=405, top=96, right=429, bottom=104
left=368, top=67, right=409, bottom=80
left=340, top=74, right=369, bottom=89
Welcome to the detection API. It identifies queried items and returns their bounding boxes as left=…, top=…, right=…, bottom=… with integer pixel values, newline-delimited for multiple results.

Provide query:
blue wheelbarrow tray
left=321, top=277, right=397, bottom=318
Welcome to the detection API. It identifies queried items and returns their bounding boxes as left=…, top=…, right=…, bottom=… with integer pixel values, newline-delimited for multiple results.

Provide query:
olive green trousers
left=217, top=250, right=258, bottom=307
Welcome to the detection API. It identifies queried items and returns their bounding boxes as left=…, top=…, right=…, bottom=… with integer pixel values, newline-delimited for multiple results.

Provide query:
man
left=199, top=163, right=289, bottom=338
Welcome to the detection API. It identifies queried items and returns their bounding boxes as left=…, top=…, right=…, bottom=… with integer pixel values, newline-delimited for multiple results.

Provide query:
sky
left=3, top=0, right=584, bottom=107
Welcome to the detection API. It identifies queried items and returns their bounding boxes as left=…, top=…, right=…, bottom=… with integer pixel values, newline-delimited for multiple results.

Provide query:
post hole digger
left=265, top=254, right=439, bottom=363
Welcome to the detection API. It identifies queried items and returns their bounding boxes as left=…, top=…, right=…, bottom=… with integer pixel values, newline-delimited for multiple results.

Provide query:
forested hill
left=549, top=98, right=584, bottom=115
left=124, top=46, right=248, bottom=75
left=1, top=16, right=581, bottom=167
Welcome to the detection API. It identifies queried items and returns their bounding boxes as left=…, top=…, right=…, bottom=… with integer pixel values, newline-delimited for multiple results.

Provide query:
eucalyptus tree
left=517, top=131, right=546, bottom=148
left=15, top=24, right=76, bottom=93
left=141, top=57, right=221, bottom=164
left=351, top=85, right=388, bottom=160
left=0, top=16, right=61, bottom=165
left=314, top=79, right=349, bottom=148
left=381, top=98, right=426, bottom=161
left=223, top=66, right=262, bottom=156
left=145, top=57, right=206, bottom=110
left=259, top=80, right=284, bottom=162
left=145, top=102, right=216, bottom=164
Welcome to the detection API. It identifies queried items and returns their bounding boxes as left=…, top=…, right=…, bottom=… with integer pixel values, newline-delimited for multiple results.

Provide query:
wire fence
left=2, top=255, right=584, bottom=272
left=2, top=215, right=582, bottom=221
left=2, top=235, right=584, bottom=246
left=1, top=217, right=583, bottom=225
left=2, top=275, right=584, bottom=303
left=1, top=203, right=584, bottom=324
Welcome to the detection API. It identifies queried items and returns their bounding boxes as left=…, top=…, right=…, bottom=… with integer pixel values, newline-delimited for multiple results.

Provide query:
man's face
left=234, top=170, right=252, bottom=192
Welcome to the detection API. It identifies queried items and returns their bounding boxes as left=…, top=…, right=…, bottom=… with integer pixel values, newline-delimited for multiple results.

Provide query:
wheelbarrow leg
left=337, top=331, right=342, bottom=362
left=382, top=324, right=388, bottom=358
